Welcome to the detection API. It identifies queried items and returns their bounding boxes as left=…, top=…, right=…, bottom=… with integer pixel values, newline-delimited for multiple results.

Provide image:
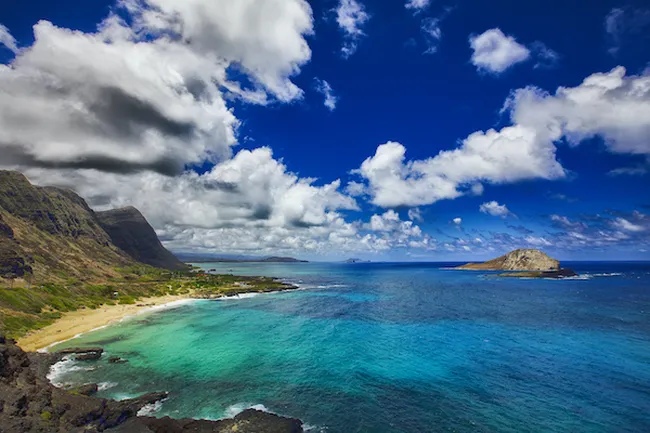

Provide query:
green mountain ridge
left=0, top=170, right=185, bottom=282
left=96, top=206, right=186, bottom=271
left=0, top=170, right=191, bottom=337
left=0, top=171, right=136, bottom=283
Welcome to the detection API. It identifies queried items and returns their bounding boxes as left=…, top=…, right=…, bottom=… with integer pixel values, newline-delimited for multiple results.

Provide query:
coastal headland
left=0, top=170, right=305, bottom=431
left=0, top=335, right=304, bottom=432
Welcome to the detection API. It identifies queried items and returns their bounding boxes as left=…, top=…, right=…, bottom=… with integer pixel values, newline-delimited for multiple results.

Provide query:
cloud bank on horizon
left=0, top=0, right=648, bottom=260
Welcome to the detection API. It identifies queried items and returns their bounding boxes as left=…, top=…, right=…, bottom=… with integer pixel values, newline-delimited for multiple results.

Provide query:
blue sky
left=0, top=0, right=649, bottom=261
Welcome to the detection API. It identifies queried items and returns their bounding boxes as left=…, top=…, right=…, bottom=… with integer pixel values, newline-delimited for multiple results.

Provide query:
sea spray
left=47, top=357, right=96, bottom=387
left=137, top=399, right=166, bottom=416
left=98, top=381, right=118, bottom=391
left=223, top=403, right=270, bottom=418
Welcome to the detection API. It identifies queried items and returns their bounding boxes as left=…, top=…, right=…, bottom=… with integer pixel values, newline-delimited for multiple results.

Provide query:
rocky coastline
left=0, top=335, right=303, bottom=432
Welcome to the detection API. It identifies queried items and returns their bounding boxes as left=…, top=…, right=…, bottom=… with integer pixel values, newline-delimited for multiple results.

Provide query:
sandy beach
left=17, top=294, right=195, bottom=352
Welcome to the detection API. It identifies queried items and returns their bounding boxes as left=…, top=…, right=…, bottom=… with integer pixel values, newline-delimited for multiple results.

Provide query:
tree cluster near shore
left=0, top=266, right=295, bottom=339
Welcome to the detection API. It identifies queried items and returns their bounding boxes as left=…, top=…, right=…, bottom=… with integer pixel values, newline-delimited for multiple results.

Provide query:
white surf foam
left=559, top=272, right=623, bottom=281
left=303, top=424, right=328, bottom=432
left=47, top=357, right=96, bottom=387
left=98, top=381, right=118, bottom=391
left=218, top=292, right=262, bottom=301
left=137, top=399, right=165, bottom=416
left=223, top=403, right=269, bottom=418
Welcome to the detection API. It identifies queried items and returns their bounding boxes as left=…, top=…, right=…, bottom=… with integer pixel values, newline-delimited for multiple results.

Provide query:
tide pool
left=51, top=262, right=650, bottom=432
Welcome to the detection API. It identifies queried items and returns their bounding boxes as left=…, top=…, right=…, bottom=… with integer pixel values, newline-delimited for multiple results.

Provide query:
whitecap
left=217, top=292, right=261, bottom=301
left=137, top=399, right=165, bottom=416
left=560, top=272, right=623, bottom=280
left=113, top=393, right=140, bottom=401
left=98, top=381, right=118, bottom=391
left=304, top=424, right=328, bottom=432
left=223, top=403, right=269, bottom=418
left=47, top=357, right=95, bottom=387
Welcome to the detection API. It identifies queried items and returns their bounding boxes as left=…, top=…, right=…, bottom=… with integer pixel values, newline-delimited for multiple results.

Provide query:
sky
left=0, top=0, right=649, bottom=261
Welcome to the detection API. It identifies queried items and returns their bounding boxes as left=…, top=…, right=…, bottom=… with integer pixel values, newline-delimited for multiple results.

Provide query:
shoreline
left=17, top=294, right=197, bottom=352
left=17, top=284, right=301, bottom=353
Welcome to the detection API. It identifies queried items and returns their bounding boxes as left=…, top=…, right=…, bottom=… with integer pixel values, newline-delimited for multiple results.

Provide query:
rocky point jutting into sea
left=0, top=335, right=303, bottom=432
left=0, top=170, right=305, bottom=431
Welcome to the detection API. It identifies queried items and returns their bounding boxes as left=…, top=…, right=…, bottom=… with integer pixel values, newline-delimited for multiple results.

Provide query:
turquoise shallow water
left=51, top=262, right=650, bottom=432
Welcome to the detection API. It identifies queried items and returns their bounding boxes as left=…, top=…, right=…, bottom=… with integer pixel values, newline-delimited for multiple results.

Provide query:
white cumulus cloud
left=479, top=201, right=512, bottom=217
left=353, top=66, right=650, bottom=209
left=469, top=28, right=530, bottom=74
left=405, top=0, right=430, bottom=13
left=0, top=0, right=314, bottom=175
left=612, top=217, right=645, bottom=232
left=505, top=66, right=650, bottom=155
left=353, top=126, right=564, bottom=207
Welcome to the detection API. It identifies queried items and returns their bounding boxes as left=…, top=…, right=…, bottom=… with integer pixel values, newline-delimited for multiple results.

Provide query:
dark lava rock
left=0, top=337, right=303, bottom=432
left=497, top=268, right=579, bottom=279
left=108, top=356, right=128, bottom=364
left=75, top=352, right=102, bottom=361
left=109, top=409, right=303, bottom=433
left=70, top=383, right=98, bottom=396
left=58, top=347, right=104, bottom=355
left=546, top=268, right=578, bottom=278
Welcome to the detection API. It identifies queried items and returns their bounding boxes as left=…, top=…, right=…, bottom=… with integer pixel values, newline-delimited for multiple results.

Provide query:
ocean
left=50, top=262, right=650, bottom=432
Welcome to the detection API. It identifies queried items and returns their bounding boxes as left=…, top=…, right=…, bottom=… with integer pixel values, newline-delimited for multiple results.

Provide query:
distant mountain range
left=176, top=253, right=308, bottom=263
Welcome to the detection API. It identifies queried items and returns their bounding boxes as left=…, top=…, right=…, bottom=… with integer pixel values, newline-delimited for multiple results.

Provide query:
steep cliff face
left=96, top=207, right=186, bottom=271
left=0, top=172, right=110, bottom=240
left=0, top=171, right=134, bottom=281
left=458, top=249, right=561, bottom=271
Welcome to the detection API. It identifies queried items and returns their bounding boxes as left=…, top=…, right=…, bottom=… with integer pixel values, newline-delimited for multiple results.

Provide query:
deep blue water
left=52, top=262, right=650, bottom=432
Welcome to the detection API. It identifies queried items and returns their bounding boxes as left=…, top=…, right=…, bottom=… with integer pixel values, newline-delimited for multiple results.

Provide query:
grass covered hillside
left=0, top=170, right=295, bottom=339
left=1, top=267, right=294, bottom=339
left=0, top=171, right=137, bottom=283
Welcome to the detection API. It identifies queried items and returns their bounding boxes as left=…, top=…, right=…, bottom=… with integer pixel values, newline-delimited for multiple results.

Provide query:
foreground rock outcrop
left=457, top=249, right=576, bottom=278
left=0, top=336, right=303, bottom=432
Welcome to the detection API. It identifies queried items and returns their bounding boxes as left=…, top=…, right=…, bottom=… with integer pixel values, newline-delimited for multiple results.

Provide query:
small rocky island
left=344, top=258, right=370, bottom=263
left=456, top=249, right=577, bottom=278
